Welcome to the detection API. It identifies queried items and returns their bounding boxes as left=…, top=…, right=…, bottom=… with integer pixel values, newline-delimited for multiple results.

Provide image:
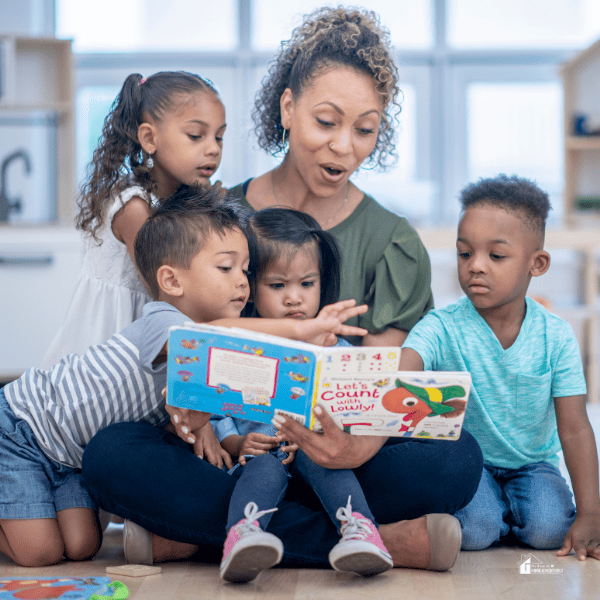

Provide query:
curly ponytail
left=76, top=71, right=219, bottom=241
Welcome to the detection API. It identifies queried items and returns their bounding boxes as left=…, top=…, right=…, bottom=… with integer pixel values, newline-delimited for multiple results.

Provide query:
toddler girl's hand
left=272, top=405, right=386, bottom=469
left=299, top=299, right=369, bottom=346
left=238, top=432, right=280, bottom=466
left=280, top=442, right=299, bottom=465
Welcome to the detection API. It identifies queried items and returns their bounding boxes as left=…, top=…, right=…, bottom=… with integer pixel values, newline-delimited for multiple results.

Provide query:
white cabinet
left=0, top=227, right=83, bottom=380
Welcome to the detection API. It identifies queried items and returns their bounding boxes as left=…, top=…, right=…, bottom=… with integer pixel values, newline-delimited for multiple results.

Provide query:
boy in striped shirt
left=0, top=184, right=366, bottom=567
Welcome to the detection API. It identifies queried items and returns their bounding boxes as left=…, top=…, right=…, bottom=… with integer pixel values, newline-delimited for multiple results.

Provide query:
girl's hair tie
left=139, top=77, right=147, bottom=85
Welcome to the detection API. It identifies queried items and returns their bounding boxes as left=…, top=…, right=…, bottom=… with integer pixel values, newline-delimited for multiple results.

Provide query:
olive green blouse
left=229, top=181, right=434, bottom=345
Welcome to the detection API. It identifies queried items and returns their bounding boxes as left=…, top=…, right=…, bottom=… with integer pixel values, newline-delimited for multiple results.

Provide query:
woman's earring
left=147, top=152, right=154, bottom=169
left=282, top=128, right=287, bottom=148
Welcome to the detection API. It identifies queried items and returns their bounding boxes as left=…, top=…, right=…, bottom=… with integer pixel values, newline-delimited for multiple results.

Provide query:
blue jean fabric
left=0, top=389, right=95, bottom=519
left=227, top=453, right=290, bottom=530
left=454, top=462, right=576, bottom=551
left=292, top=449, right=376, bottom=529
left=82, top=421, right=483, bottom=566
left=227, top=449, right=376, bottom=533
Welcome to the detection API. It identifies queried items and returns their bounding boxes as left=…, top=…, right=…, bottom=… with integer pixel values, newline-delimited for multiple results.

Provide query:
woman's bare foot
left=152, top=535, right=197, bottom=562
left=379, top=516, right=431, bottom=569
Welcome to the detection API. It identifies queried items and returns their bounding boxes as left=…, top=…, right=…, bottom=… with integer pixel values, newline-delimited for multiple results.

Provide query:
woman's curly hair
left=76, top=71, right=219, bottom=242
left=252, top=5, right=401, bottom=170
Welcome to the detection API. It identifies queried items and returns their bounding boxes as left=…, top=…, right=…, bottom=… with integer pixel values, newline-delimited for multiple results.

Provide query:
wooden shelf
left=566, top=135, right=600, bottom=151
left=0, top=36, right=75, bottom=225
left=0, top=102, right=72, bottom=114
left=560, top=41, right=600, bottom=404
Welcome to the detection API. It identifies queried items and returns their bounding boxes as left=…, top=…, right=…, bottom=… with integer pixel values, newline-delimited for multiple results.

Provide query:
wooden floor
left=1, top=528, right=599, bottom=600
left=2, top=404, right=599, bottom=599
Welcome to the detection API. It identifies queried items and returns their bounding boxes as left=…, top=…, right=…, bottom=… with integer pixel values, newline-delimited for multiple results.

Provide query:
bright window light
left=56, top=0, right=237, bottom=52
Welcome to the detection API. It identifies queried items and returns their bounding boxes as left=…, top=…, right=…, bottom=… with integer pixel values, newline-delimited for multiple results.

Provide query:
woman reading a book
left=229, top=6, right=433, bottom=348
left=81, top=6, right=484, bottom=573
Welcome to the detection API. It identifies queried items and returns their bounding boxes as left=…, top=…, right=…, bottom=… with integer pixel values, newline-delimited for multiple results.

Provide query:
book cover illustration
left=166, top=326, right=397, bottom=430
left=315, top=371, right=471, bottom=439
left=166, top=325, right=470, bottom=438
left=0, top=577, right=113, bottom=600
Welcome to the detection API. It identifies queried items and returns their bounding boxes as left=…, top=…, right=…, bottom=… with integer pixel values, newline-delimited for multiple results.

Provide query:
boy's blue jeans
left=454, top=462, right=576, bottom=550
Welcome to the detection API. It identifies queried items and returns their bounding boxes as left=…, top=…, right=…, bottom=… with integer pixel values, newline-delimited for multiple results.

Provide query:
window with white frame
left=56, top=0, right=600, bottom=226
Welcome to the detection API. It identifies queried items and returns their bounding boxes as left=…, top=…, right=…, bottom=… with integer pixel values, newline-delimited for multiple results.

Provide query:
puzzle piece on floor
left=0, top=577, right=112, bottom=599
left=106, top=564, right=162, bottom=577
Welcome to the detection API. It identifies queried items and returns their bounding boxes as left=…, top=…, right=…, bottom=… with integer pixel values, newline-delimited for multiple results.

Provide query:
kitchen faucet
left=0, top=149, right=32, bottom=222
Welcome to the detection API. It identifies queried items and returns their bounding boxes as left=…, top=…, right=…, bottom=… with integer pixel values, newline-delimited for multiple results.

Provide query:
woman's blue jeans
left=82, top=421, right=483, bottom=566
left=454, top=462, right=576, bottom=551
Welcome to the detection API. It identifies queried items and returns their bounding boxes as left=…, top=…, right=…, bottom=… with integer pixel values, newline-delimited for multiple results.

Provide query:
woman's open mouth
left=324, top=166, right=342, bottom=176
left=321, top=163, right=346, bottom=181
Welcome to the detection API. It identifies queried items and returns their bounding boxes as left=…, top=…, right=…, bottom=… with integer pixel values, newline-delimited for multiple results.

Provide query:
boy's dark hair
left=459, top=174, right=551, bottom=238
left=244, top=208, right=341, bottom=316
left=135, top=184, right=248, bottom=299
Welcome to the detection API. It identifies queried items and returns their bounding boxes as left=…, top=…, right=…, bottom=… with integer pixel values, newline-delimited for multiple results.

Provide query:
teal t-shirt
left=403, top=296, right=587, bottom=469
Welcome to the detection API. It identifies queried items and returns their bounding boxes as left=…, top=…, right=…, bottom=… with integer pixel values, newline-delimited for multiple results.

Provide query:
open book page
left=166, top=324, right=399, bottom=430
left=167, top=325, right=321, bottom=427
left=309, top=346, right=400, bottom=430
left=167, top=325, right=471, bottom=438
left=315, top=370, right=471, bottom=439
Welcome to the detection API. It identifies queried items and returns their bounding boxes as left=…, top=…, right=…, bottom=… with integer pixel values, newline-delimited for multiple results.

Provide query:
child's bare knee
left=60, top=509, right=102, bottom=561
left=64, top=530, right=102, bottom=561
left=13, top=536, right=65, bottom=567
left=1, top=519, right=65, bottom=567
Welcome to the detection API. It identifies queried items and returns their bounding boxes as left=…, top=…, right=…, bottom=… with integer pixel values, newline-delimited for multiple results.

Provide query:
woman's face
left=281, top=67, right=382, bottom=199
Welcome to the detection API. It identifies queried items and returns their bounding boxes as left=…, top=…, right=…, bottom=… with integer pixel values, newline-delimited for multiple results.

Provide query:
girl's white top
left=42, top=185, right=157, bottom=368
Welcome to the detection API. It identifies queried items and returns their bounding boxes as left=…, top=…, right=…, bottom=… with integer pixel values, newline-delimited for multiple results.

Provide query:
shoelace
left=236, top=502, right=278, bottom=537
left=335, top=496, right=373, bottom=541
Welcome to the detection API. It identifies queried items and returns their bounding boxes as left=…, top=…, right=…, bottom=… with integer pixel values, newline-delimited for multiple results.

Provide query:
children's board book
left=166, top=324, right=471, bottom=439
left=0, top=577, right=118, bottom=600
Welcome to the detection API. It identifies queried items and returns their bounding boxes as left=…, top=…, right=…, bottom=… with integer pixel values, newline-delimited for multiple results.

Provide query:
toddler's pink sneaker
left=220, top=502, right=284, bottom=583
left=328, top=496, right=393, bottom=576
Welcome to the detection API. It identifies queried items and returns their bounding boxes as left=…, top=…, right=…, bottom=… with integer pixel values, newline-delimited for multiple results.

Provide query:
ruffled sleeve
left=362, top=221, right=434, bottom=333
left=105, top=185, right=154, bottom=224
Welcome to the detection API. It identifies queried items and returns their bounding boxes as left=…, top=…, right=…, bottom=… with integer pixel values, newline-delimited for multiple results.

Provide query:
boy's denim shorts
left=0, top=388, right=96, bottom=519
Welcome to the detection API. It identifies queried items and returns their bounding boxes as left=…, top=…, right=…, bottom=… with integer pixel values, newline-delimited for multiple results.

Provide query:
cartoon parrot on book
left=382, top=381, right=467, bottom=436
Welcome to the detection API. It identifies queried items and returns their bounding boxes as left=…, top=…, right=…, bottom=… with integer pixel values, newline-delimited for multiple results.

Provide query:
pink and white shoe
left=329, top=496, right=393, bottom=576
left=220, top=502, right=284, bottom=583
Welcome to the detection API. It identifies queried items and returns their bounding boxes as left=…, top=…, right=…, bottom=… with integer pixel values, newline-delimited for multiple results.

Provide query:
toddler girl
left=43, top=71, right=226, bottom=366
left=216, top=208, right=393, bottom=583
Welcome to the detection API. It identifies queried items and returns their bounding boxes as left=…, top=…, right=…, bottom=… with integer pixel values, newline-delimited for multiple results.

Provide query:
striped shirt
left=4, top=302, right=188, bottom=468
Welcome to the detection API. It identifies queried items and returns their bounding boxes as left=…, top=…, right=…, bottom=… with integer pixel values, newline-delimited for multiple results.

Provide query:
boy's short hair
left=459, top=174, right=551, bottom=239
left=135, top=184, right=248, bottom=299
left=244, top=207, right=341, bottom=316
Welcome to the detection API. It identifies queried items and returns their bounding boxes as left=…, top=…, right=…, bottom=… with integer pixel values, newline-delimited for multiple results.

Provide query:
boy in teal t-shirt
left=401, top=174, right=600, bottom=560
